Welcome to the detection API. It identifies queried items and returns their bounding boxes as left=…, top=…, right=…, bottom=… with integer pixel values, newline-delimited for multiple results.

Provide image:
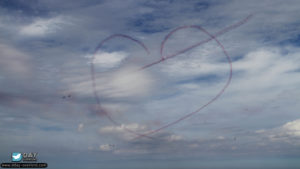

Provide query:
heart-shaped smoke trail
left=90, top=15, right=253, bottom=140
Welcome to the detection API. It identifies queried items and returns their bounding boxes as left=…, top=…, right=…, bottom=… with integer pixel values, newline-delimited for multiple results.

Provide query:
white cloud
left=99, top=144, right=115, bottom=151
left=161, top=57, right=228, bottom=78
left=256, top=119, right=300, bottom=145
left=234, top=48, right=299, bottom=74
left=107, top=66, right=154, bottom=97
left=228, top=47, right=300, bottom=93
left=87, top=51, right=128, bottom=69
left=100, top=123, right=146, bottom=133
left=99, top=123, right=147, bottom=140
left=281, top=119, right=300, bottom=137
left=77, top=123, right=84, bottom=132
left=65, top=65, right=155, bottom=98
left=166, top=134, right=183, bottom=142
left=160, top=41, right=229, bottom=78
left=19, top=17, right=65, bottom=37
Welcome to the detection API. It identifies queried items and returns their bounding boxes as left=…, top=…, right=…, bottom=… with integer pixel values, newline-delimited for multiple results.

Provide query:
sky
left=0, top=0, right=300, bottom=169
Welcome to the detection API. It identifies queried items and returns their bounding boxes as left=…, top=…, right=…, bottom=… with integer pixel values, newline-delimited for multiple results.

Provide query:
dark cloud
left=0, top=0, right=49, bottom=17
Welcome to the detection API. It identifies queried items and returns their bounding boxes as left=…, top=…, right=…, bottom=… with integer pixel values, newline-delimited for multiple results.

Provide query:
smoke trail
left=90, top=34, right=155, bottom=140
left=90, top=15, right=253, bottom=140
left=135, top=25, right=233, bottom=139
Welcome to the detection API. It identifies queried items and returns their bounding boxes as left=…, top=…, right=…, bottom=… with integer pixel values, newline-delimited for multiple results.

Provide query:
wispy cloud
left=19, top=17, right=65, bottom=37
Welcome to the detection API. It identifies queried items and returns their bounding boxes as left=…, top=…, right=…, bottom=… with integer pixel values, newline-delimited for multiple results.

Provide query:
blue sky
left=0, top=0, right=300, bottom=169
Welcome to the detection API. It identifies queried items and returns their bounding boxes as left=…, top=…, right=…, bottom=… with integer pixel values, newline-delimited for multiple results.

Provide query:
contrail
left=90, top=15, right=253, bottom=140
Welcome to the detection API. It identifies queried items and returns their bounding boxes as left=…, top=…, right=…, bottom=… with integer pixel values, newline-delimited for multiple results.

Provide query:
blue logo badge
left=11, top=152, right=22, bottom=162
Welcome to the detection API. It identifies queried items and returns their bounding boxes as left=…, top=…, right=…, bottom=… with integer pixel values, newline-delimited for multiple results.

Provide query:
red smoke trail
left=90, top=15, right=253, bottom=140
left=134, top=26, right=233, bottom=140
left=90, top=34, right=155, bottom=140
left=139, top=14, right=253, bottom=70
